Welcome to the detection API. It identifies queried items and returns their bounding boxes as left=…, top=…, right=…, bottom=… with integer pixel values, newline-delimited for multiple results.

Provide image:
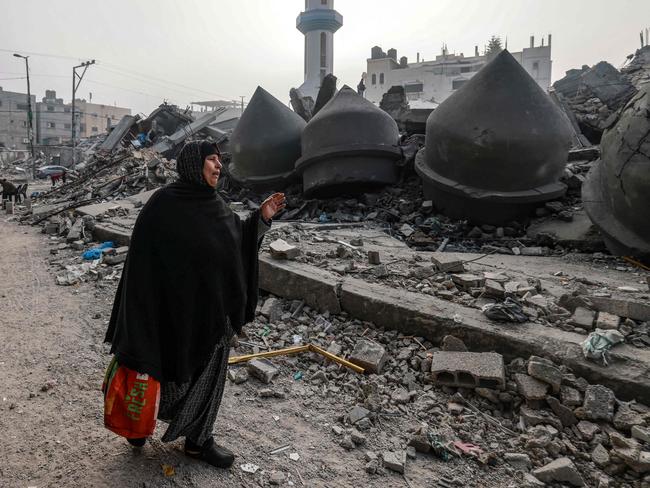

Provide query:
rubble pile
left=260, top=223, right=650, bottom=347
left=223, top=294, right=650, bottom=486
left=553, top=61, right=638, bottom=144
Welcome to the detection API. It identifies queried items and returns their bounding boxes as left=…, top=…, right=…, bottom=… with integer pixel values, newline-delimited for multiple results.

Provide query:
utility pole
left=13, top=53, right=35, bottom=178
left=239, top=96, right=245, bottom=114
left=71, top=60, right=95, bottom=165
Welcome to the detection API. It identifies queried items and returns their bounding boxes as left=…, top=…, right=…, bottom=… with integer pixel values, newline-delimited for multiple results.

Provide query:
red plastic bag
left=102, top=357, right=160, bottom=439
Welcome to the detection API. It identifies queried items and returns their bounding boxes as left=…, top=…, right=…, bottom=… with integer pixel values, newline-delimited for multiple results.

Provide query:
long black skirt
left=157, top=330, right=232, bottom=446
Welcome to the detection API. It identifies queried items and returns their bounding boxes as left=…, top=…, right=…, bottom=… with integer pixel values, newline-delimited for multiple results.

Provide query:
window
left=321, top=0, right=327, bottom=4
left=533, top=61, right=539, bottom=77
left=0, top=100, right=3, bottom=107
left=460, top=66, right=471, bottom=73
left=22, top=121, right=27, bottom=127
left=92, top=126, right=98, bottom=132
left=64, top=123, right=71, bottom=129
left=47, top=122, right=56, bottom=129
left=379, top=73, right=385, bottom=84
left=404, top=83, right=424, bottom=93
left=452, top=79, right=468, bottom=90
left=320, top=32, right=327, bottom=68
left=47, top=105, right=54, bottom=111
left=16, top=103, right=29, bottom=111
left=64, top=107, right=70, bottom=113
left=371, top=74, right=377, bottom=85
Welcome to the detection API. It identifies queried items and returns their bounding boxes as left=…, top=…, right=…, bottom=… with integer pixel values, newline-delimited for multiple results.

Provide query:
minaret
left=297, top=0, right=343, bottom=100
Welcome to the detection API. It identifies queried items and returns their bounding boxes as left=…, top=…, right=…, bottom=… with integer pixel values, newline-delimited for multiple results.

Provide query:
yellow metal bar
left=227, top=343, right=365, bottom=374
left=228, top=345, right=309, bottom=365
left=308, top=344, right=365, bottom=374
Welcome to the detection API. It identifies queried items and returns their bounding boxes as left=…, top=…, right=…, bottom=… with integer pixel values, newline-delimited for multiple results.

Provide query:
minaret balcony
left=296, top=9, right=343, bottom=34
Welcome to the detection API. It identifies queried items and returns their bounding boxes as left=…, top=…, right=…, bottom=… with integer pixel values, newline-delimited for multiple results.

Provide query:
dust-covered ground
left=0, top=219, right=531, bottom=488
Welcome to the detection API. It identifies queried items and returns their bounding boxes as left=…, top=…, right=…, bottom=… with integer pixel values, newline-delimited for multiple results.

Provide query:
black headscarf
left=105, top=141, right=261, bottom=382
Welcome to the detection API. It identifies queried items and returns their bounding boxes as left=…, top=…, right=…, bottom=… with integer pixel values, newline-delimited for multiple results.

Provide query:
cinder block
left=430, top=351, right=505, bottom=390
left=431, top=253, right=465, bottom=273
left=349, top=339, right=388, bottom=374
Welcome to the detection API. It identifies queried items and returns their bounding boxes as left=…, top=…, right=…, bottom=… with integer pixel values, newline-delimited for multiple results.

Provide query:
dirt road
left=0, top=220, right=520, bottom=488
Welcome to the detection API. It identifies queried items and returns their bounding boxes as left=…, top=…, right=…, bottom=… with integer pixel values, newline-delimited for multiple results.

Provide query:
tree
left=485, top=35, right=503, bottom=59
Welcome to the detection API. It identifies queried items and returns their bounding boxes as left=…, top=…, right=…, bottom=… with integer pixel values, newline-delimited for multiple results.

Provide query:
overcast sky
left=1, top=0, right=648, bottom=115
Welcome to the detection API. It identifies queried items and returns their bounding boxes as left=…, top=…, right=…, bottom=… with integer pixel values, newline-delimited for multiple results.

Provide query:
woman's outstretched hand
left=261, top=193, right=286, bottom=221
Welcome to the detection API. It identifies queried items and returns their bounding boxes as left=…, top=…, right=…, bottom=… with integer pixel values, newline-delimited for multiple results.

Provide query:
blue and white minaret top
left=297, top=0, right=343, bottom=34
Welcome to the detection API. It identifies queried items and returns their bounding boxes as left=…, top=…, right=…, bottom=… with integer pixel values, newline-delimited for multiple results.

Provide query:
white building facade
left=365, top=36, right=553, bottom=105
left=296, top=0, right=343, bottom=100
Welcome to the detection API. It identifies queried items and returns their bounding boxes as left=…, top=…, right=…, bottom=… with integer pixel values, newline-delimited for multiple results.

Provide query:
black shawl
left=105, top=181, right=261, bottom=382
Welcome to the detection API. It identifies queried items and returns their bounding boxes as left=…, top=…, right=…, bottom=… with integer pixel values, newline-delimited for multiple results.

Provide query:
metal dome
left=583, top=87, right=650, bottom=259
left=414, top=50, right=573, bottom=225
left=295, top=85, right=401, bottom=197
left=229, top=86, right=306, bottom=191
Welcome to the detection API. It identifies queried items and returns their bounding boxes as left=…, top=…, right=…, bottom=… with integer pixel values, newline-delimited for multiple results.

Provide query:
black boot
left=127, top=437, right=146, bottom=447
left=185, top=437, right=234, bottom=468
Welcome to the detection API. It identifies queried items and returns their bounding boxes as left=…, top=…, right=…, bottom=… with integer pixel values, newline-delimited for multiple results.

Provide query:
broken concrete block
left=408, top=434, right=431, bottom=453
left=246, top=358, right=279, bottom=384
left=382, top=450, right=406, bottom=474
left=269, top=239, right=300, bottom=260
left=595, top=311, right=620, bottom=330
left=589, top=295, right=650, bottom=322
left=592, top=443, right=610, bottom=468
left=631, top=425, right=650, bottom=444
left=519, top=405, right=563, bottom=431
left=451, top=273, right=485, bottom=290
left=228, top=367, right=249, bottom=384
left=532, top=457, right=584, bottom=487
left=613, top=403, right=644, bottom=432
left=581, top=384, right=615, bottom=422
left=349, top=340, right=388, bottom=374
left=504, top=452, right=532, bottom=471
left=546, top=396, right=578, bottom=426
left=514, top=373, right=549, bottom=401
left=568, top=307, right=596, bottom=330
left=527, top=357, right=561, bottom=393
left=441, top=335, right=467, bottom=352
left=560, top=386, right=582, bottom=407
left=260, top=297, right=283, bottom=323
left=431, top=253, right=465, bottom=273
left=348, top=405, right=370, bottom=424
left=103, top=253, right=127, bottom=266
left=430, top=351, right=505, bottom=390
left=367, top=250, right=381, bottom=265
left=66, top=218, right=83, bottom=242
left=483, top=279, right=505, bottom=298
left=576, top=420, right=600, bottom=441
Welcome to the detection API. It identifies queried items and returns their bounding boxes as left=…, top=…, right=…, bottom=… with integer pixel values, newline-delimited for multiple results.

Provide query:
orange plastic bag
left=102, top=357, right=161, bottom=439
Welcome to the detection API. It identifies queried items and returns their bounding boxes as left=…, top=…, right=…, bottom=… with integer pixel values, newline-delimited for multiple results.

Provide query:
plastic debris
left=482, top=297, right=529, bottom=323
left=581, top=328, right=625, bottom=366
left=293, top=371, right=303, bottom=381
left=82, top=241, right=114, bottom=260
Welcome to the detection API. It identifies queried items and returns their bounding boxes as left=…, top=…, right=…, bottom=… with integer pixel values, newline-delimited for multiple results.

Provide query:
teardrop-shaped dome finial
left=229, top=86, right=306, bottom=191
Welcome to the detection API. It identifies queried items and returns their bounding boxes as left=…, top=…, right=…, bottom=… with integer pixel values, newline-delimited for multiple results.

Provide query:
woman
left=104, top=140, right=285, bottom=468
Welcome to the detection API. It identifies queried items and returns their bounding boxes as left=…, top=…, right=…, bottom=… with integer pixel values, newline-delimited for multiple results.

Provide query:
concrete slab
left=527, top=210, right=606, bottom=252
left=76, top=189, right=158, bottom=218
left=259, top=256, right=650, bottom=402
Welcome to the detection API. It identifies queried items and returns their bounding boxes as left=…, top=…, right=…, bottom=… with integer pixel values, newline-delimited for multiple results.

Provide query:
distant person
left=0, top=178, right=17, bottom=201
left=104, top=140, right=286, bottom=469
left=357, top=78, right=366, bottom=97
